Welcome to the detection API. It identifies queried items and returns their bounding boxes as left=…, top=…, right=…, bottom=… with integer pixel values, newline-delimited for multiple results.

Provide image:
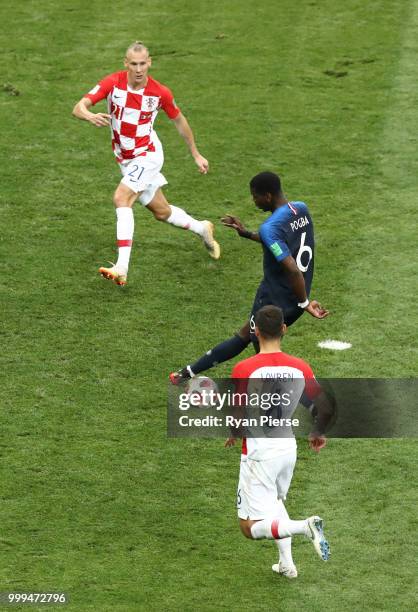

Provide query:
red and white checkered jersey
left=84, top=72, right=181, bottom=162
left=231, top=352, right=321, bottom=460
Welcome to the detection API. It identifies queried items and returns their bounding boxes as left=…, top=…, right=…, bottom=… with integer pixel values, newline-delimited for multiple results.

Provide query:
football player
left=73, top=41, right=220, bottom=286
left=170, top=171, right=328, bottom=383
left=226, top=305, right=332, bottom=577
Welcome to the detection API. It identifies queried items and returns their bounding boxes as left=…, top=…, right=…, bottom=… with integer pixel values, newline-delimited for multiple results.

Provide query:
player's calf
left=146, top=188, right=222, bottom=259
left=246, top=515, right=330, bottom=561
left=239, top=519, right=255, bottom=539
left=169, top=333, right=250, bottom=383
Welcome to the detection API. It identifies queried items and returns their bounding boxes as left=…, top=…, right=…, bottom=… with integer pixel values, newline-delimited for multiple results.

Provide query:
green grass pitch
left=0, top=0, right=417, bottom=610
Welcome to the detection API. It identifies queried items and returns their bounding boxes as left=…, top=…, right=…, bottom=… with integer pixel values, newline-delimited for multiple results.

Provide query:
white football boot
left=272, top=562, right=298, bottom=578
left=201, top=221, right=221, bottom=260
left=306, top=516, right=330, bottom=561
left=99, top=263, right=127, bottom=286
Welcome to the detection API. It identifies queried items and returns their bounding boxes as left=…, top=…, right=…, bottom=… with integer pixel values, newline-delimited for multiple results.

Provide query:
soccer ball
left=185, top=376, right=219, bottom=407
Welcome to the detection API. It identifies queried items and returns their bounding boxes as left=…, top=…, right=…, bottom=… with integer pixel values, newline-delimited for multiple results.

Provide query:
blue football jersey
left=258, top=201, right=314, bottom=310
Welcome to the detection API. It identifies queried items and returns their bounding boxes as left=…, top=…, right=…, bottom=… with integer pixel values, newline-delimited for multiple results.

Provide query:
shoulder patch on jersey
left=89, top=85, right=100, bottom=95
left=270, top=242, right=283, bottom=257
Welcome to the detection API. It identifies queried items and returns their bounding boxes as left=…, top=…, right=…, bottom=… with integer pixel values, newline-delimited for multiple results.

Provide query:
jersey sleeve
left=84, top=74, right=116, bottom=105
left=259, top=222, right=290, bottom=262
left=231, top=362, right=249, bottom=403
left=160, top=85, right=181, bottom=119
left=231, top=361, right=247, bottom=380
left=300, top=361, right=322, bottom=400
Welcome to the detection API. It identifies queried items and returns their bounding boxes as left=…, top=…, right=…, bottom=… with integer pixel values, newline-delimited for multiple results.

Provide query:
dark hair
left=249, top=171, right=282, bottom=196
left=255, top=305, right=284, bottom=339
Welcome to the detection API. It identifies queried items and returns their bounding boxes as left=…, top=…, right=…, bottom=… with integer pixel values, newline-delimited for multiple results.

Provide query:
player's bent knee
left=239, top=519, right=254, bottom=539
left=113, top=194, right=133, bottom=208
left=153, top=209, right=171, bottom=221
left=237, top=321, right=251, bottom=344
left=113, top=184, right=137, bottom=208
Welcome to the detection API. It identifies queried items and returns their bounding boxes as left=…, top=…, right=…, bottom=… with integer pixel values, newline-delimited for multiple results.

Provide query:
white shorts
left=119, top=145, right=167, bottom=206
left=237, top=449, right=297, bottom=520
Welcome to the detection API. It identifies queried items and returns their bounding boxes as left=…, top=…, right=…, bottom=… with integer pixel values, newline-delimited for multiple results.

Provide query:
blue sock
left=186, top=335, right=250, bottom=376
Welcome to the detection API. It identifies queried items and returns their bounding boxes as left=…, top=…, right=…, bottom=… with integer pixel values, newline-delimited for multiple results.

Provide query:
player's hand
left=305, top=300, right=329, bottom=319
left=225, top=437, right=237, bottom=448
left=221, top=215, right=247, bottom=235
left=194, top=154, right=209, bottom=174
left=89, top=112, right=111, bottom=127
left=309, top=433, right=327, bottom=452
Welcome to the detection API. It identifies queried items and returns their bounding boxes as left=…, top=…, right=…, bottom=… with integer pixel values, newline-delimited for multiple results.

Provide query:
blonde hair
left=125, top=41, right=149, bottom=56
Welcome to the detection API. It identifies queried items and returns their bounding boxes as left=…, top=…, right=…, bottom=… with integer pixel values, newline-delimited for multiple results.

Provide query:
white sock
left=250, top=517, right=308, bottom=540
left=276, top=536, right=293, bottom=567
left=166, top=205, right=204, bottom=236
left=115, top=207, right=134, bottom=271
left=274, top=500, right=294, bottom=567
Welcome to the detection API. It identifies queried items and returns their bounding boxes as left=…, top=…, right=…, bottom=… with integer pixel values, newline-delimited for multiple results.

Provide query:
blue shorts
left=249, top=284, right=304, bottom=342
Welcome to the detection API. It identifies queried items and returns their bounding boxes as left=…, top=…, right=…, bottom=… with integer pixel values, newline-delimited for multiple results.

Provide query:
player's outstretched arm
left=305, top=300, right=329, bottom=319
left=280, top=256, right=329, bottom=319
left=72, top=97, right=111, bottom=127
left=221, top=216, right=260, bottom=242
left=308, top=390, right=336, bottom=452
left=172, top=113, right=209, bottom=174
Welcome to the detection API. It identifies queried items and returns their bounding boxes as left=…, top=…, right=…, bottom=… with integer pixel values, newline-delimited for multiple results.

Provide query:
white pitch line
left=318, top=340, right=352, bottom=351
